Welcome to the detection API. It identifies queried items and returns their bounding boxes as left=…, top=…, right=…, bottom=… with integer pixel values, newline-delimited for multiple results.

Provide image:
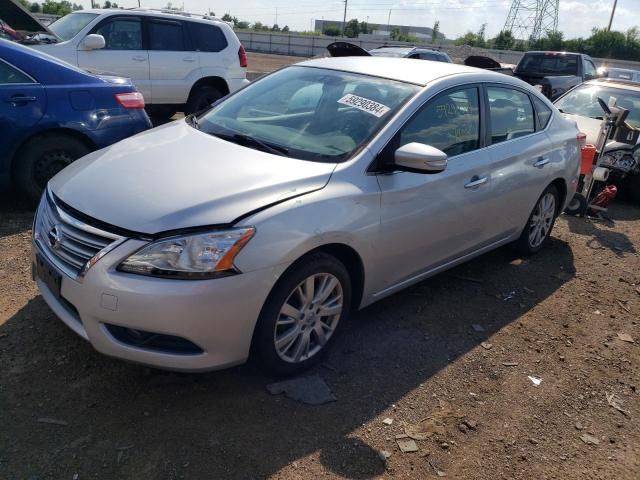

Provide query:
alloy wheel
left=528, top=192, right=556, bottom=248
left=274, top=273, right=343, bottom=363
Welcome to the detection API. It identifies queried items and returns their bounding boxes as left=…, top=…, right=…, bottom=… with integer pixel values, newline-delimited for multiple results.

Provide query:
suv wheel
left=15, top=133, right=90, bottom=204
left=186, top=85, right=223, bottom=115
left=252, top=252, right=352, bottom=376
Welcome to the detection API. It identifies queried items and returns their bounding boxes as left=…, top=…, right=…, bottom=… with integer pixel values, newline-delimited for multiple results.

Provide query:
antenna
left=503, top=0, right=559, bottom=42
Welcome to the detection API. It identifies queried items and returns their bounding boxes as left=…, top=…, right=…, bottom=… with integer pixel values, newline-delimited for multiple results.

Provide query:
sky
left=79, top=0, right=637, bottom=40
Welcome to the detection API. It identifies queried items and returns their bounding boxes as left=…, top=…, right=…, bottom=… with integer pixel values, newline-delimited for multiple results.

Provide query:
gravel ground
left=1, top=188, right=639, bottom=479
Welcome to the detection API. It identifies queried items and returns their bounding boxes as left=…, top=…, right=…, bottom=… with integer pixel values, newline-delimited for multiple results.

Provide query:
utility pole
left=607, top=0, right=618, bottom=31
left=387, top=9, right=392, bottom=27
left=342, top=0, right=347, bottom=36
left=275, top=7, right=278, bottom=26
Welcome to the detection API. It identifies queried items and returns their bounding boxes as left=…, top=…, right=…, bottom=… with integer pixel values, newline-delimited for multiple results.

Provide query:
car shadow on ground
left=0, top=235, right=575, bottom=479
left=0, top=191, right=33, bottom=239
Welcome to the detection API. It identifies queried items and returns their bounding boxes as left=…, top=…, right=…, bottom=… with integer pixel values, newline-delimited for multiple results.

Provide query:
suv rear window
left=188, top=22, right=228, bottom=52
left=516, top=54, right=579, bottom=76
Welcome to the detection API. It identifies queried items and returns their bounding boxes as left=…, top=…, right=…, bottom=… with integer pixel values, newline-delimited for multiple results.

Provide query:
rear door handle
left=534, top=156, right=550, bottom=167
left=464, top=176, right=488, bottom=189
left=132, top=56, right=147, bottom=62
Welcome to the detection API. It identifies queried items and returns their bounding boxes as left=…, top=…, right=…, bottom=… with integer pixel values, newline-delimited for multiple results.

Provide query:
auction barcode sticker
left=337, top=94, right=390, bottom=118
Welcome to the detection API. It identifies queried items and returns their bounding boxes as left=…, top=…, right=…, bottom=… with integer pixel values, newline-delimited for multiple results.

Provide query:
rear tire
left=15, top=133, right=90, bottom=204
left=564, top=193, right=587, bottom=216
left=185, top=85, right=223, bottom=115
left=252, top=252, right=352, bottom=376
left=516, top=185, right=559, bottom=255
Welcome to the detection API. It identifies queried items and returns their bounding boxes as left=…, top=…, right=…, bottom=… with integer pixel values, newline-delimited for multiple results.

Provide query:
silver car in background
left=32, top=57, right=580, bottom=375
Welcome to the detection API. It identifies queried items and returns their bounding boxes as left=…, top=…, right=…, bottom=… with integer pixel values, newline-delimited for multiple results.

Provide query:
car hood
left=562, top=113, right=639, bottom=151
left=50, top=121, right=337, bottom=235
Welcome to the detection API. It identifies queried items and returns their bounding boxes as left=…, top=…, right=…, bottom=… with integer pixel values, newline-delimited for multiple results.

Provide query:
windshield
left=196, top=66, right=419, bottom=162
left=49, top=13, right=98, bottom=41
left=555, top=84, right=640, bottom=128
left=370, top=49, right=409, bottom=58
left=516, top=54, right=579, bottom=76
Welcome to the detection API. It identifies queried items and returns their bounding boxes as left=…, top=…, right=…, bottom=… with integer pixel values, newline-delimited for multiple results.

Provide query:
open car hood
left=0, top=0, right=50, bottom=34
left=326, top=42, right=371, bottom=57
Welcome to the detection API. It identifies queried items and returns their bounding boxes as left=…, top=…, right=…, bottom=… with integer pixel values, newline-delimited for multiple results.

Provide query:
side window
left=0, top=60, right=33, bottom=84
left=149, top=20, right=185, bottom=51
left=95, top=18, right=142, bottom=50
left=189, top=23, right=228, bottom=52
left=584, top=59, right=598, bottom=79
left=487, top=86, right=535, bottom=143
left=532, top=96, right=552, bottom=130
left=400, top=87, right=480, bottom=156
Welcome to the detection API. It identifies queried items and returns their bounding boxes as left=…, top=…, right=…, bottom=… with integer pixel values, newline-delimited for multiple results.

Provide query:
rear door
left=77, top=15, right=151, bottom=101
left=147, top=18, right=197, bottom=104
left=482, top=85, right=553, bottom=232
left=0, top=59, right=45, bottom=160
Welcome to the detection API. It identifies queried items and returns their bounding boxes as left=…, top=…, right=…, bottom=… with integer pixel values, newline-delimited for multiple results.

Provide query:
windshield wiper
left=212, top=132, right=289, bottom=156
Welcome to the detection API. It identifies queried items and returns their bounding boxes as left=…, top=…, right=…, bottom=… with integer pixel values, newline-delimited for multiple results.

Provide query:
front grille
left=34, top=190, right=124, bottom=279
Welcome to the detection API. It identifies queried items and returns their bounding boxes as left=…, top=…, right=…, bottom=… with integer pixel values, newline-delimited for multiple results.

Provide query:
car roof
left=78, top=8, right=228, bottom=27
left=525, top=51, right=585, bottom=57
left=584, top=78, right=640, bottom=91
left=297, top=56, right=497, bottom=86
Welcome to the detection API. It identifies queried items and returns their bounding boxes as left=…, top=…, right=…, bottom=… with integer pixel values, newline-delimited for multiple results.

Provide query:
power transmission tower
left=503, top=0, right=559, bottom=42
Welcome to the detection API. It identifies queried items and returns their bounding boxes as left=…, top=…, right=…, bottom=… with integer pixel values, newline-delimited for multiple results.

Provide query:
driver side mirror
left=394, top=143, right=448, bottom=173
left=80, top=34, right=105, bottom=51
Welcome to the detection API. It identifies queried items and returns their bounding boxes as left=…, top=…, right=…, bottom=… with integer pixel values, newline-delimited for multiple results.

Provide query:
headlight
left=118, top=227, right=255, bottom=279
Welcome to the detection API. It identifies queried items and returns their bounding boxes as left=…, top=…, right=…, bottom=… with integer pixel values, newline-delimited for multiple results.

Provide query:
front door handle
left=464, top=176, right=488, bottom=189
left=183, top=57, right=196, bottom=63
left=534, top=156, right=550, bottom=167
left=132, top=56, right=147, bottom=62
left=5, top=95, right=37, bottom=105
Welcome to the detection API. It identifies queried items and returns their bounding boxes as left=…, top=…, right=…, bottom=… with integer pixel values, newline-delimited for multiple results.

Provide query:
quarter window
left=399, top=87, right=480, bottom=156
left=0, top=60, right=33, bottom=84
left=149, top=20, right=185, bottom=51
left=532, top=96, right=552, bottom=130
left=95, top=18, right=142, bottom=50
left=487, top=87, right=535, bottom=144
left=189, top=23, right=228, bottom=52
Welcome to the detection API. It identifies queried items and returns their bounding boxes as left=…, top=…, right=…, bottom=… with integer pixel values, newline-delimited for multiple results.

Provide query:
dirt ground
left=1, top=187, right=639, bottom=480
left=1, top=53, right=639, bottom=479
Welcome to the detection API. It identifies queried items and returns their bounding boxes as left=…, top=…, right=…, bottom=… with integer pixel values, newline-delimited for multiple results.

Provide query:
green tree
left=323, top=25, right=341, bottom=37
left=271, top=24, right=280, bottom=32
left=42, top=0, right=73, bottom=15
left=359, top=21, right=369, bottom=35
left=490, top=30, right=515, bottom=50
left=16, top=0, right=30, bottom=8
left=222, top=13, right=234, bottom=22
left=252, top=21, right=263, bottom=31
left=343, top=18, right=360, bottom=38
left=282, top=25, right=289, bottom=33
left=586, top=28, right=626, bottom=58
left=431, top=20, right=440, bottom=43
left=236, top=21, right=250, bottom=30
left=30, top=2, right=42, bottom=12
left=454, top=31, right=480, bottom=46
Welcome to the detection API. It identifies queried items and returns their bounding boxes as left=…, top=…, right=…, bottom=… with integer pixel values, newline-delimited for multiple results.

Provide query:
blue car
left=0, top=38, right=151, bottom=202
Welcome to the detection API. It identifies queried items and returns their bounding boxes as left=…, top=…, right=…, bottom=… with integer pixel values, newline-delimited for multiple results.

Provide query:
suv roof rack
left=127, top=8, right=222, bottom=22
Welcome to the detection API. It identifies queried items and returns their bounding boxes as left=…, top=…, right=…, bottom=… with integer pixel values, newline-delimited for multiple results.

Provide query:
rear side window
left=95, top=18, right=142, bottom=50
left=487, top=87, right=535, bottom=143
left=0, top=60, right=33, bottom=84
left=149, top=20, right=185, bottom=51
left=516, top=54, right=579, bottom=76
left=532, top=96, right=553, bottom=130
left=400, top=87, right=481, bottom=157
left=189, top=22, right=228, bottom=52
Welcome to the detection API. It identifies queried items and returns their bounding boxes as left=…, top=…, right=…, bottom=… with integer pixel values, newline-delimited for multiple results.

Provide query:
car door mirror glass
left=394, top=142, right=448, bottom=173
left=81, top=34, right=105, bottom=51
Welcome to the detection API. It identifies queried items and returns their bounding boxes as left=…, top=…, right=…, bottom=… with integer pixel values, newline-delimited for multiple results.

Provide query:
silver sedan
left=32, top=57, right=580, bottom=375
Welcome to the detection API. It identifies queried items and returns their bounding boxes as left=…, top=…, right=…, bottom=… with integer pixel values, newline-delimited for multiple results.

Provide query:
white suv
left=32, top=9, right=249, bottom=118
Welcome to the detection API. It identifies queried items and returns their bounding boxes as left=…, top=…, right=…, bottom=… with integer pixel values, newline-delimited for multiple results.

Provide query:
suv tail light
left=238, top=45, right=247, bottom=68
left=577, top=132, right=587, bottom=149
left=115, top=92, right=145, bottom=109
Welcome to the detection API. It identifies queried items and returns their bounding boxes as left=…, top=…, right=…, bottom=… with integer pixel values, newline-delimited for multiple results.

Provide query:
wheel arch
left=188, top=76, right=230, bottom=100
left=549, top=177, right=568, bottom=212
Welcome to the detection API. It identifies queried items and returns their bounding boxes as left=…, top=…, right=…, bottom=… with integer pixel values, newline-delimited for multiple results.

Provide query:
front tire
left=15, top=133, right=90, bottom=204
left=252, top=252, right=352, bottom=376
left=517, top=185, right=559, bottom=255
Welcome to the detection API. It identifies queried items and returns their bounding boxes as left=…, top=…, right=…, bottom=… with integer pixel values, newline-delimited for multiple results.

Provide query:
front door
left=77, top=16, right=151, bottom=102
left=372, top=86, right=504, bottom=296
